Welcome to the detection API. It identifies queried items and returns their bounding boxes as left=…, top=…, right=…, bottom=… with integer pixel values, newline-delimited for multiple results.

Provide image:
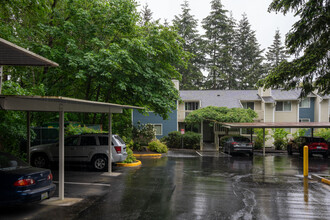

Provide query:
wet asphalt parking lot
left=1, top=151, right=330, bottom=220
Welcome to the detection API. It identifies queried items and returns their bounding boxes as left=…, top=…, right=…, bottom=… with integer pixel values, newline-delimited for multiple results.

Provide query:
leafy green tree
left=184, top=106, right=257, bottom=124
left=140, top=3, right=153, bottom=26
left=315, top=128, right=330, bottom=141
left=265, top=30, right=289, bottom=72
left=234, top=14, right=264, bottom=89
left=173, top=0, right=204, bottom=90
left=202, top=0, right=236, bottom=89
left=272, top=128, right=289, bottom=150
left=259, top=0, right=329, bottom=96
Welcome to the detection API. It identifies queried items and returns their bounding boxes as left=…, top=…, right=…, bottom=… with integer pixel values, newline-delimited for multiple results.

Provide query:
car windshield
left=233, top=137, right=250, bottom=142
left=0, top=153, right=30, bottom=171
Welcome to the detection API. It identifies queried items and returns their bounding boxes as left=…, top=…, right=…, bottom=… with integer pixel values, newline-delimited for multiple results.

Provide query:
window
left=152, top=124, right=162, bottom=135
left=98, top=136, right=114, bottom=146
left=276, top=101, right=291, bottom=111
left=299, top=118, right=310, bottom=122
left=299, top=98, right=310, bottom=108
left=242, top=102, right=254, bottom=110
left=65, top=136, right=79, bottom=146
left=80, top=136, right=96, bottom=146
left=185, top=102, right=199, bottom=111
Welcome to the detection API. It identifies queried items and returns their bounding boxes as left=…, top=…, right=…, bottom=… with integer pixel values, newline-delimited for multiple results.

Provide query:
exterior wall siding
left=275, top=101, right=298, bottom=122
left=299, top=97, right=315, bottom=122
left=132, top=109, right=178, bottom=139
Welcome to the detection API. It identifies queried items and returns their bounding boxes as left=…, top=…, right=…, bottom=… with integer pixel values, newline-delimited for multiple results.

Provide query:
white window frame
left=299, top=118, right=310, bottom=122
left=185, top=102, right=199, bottom=111
left=276, top=101, right=292, bottom=112
left=152, top=124, right=163, bottom=136
left=299, top=98, right=310, bottom=108
left=242, top=102, right=255, bottom=110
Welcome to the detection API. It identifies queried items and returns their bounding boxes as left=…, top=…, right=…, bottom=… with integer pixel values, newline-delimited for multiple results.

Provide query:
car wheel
left=92, top=155, right=108, bottom=171
left=32, top=153, right=49, bottom=168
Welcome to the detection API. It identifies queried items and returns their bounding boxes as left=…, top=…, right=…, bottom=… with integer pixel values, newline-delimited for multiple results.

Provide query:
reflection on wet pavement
left=76, top=152, right=330, bottom=220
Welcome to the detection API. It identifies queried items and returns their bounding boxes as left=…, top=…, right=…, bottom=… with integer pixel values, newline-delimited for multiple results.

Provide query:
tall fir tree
left=172, top=0, right=204, bottom=90
left=202, top=0, right=235, bottom=90
left=140, top=4, right=153, bottom=26
left=234, top=14, right=264, bottom=89
left=265, top=30, right=289, bottom=72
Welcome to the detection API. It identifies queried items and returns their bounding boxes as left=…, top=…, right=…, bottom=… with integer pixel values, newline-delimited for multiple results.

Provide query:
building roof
left=0, top=38, right=58, bottom=66
left=180, top=90, right=261, bottom=108
left=261, top=96, right=275, bottom=103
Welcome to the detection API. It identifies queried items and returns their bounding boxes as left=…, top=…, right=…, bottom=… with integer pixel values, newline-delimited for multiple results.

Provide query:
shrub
left=254, top=128, right=270, bottom=149
left=162, top=131, right=181, bottom=148
left=292, top=128, right=308, bottom=140
left=148, top=140, right=168, bottom=153
left=122, top=147, right=137, bottom=163
left=272, top=128, right=289, bottom=150
left=132, top=122, right=155, bottom=146
left=65, top=124, right=104, bottom=137
left=315, top=128, right=330, bottom=141
left=183, top=131, right=201, bottom=149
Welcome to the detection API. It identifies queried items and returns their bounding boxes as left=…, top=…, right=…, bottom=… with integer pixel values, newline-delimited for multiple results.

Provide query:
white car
left=30, top=134, right=127, bottom=171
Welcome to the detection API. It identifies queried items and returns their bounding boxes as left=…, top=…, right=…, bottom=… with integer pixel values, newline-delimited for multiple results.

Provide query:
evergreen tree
left=265, top=29, right=288, bottom=71
left=140, top=3, right=153, bottom=26
left=202, top=0, right=235, bottom=90
left=234, top=14, right=264, bottom=89
left=172, top=0, right=204, bottom=90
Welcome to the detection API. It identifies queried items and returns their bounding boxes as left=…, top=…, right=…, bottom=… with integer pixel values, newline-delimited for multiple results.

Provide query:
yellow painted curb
left=321, top=178, right=330, bottom=185
left=116, top=160, right=142, bottom=167
left=133, top=153, right=162, bottom=157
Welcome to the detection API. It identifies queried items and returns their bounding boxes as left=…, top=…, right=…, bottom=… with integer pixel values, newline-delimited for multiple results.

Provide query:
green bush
left=148, top=140, right=168, bottom=153
left=183, top=131, right=201, bottom=149
left=254, top=128, right=270, bottom=149
left=122, top=147, right=137, bottom=163
left=65, top=124, right=104, bottom=137
left=272, top=128, right=289, bottom=150
left=292, top=128, right=308, bottom=140
left=162, top=131, right=181, bottom=148
left=315, top=128, right=330, bottom=141
left=132, top=122, right=155, bottom=147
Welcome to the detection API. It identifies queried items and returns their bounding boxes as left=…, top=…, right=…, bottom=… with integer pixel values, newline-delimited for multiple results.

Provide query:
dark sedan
left=223, top=136, right=253, bottom=156
left=0, top=152, right=56, bottom=206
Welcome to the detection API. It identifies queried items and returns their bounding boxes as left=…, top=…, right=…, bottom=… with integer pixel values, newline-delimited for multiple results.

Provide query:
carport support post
left=0, top=66, right=3, bottom=94
left=263, top=128, right=265, bottom=156
left=200, top=120, right=203, bottom=151
left=27, top=111, right=31, bottom=164
left=58, top=105, right=65, bottom=200
left=108, top=110, right=112, bottom=174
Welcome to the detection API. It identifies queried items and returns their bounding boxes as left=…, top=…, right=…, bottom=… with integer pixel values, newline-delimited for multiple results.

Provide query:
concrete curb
left=133, top=153, right=162, bottom=158
left=116, top=160, right=142, bottom=167
left=311, top=174, right=330, bottom=185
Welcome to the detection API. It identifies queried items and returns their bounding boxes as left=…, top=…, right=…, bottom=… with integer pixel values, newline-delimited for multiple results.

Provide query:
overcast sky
left=137, top=0, right=298, bottom=52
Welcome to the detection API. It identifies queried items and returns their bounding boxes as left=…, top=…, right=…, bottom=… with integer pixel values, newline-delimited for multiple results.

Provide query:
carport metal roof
left=220, top=122, right=330, bottom=157
left=0, top=95, right=143, bottom=113
left=221, top=122, right=330, bottom=129
left=0, top=38, right=59, bottom=66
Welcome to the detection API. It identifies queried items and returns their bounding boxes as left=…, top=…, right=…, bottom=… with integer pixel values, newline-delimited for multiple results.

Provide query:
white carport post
left=263, top=128, right=265, bottom=156
left=58, top=104, right=65, bottom=200
left=27, top=111, right=31, bottom=164
left=107, top=109, right=112, bottom=174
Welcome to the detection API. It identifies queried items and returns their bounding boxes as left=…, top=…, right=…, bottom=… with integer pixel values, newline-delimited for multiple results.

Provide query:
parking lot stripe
left=53, top=181, right=110, bottom=187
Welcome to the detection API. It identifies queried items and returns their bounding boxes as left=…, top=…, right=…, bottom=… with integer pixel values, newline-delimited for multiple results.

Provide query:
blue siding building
left=132, top=109, right=178, bottom=139
left=299, top=97, right=315, bottom=122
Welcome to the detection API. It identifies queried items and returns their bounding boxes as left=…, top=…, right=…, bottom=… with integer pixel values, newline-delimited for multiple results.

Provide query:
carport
left=0, top=38, right=143, bottom=201
left=221, top=122, right=330, bottom=156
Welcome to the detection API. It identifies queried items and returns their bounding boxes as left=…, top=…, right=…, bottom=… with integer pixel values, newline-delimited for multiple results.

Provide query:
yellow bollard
left=303, top=146, right=308, bottom=177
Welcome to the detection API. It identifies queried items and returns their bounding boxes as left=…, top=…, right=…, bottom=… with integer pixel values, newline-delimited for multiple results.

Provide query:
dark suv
left=287, top=136, right=328, bottom=158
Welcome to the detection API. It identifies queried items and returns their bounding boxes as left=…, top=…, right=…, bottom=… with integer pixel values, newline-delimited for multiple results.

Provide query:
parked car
left=222, top=136, right=253, bottom=156
left=0, top=152, right=56, bottom=206
left=287, top=136, right=328, bottom=158
left=30, top=134, right=127, bottom=171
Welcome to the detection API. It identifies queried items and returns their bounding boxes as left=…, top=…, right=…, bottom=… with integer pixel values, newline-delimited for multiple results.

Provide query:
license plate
left=41, top=192, right=48, bottom=200
left=317, top=146, right=322, bottom=149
